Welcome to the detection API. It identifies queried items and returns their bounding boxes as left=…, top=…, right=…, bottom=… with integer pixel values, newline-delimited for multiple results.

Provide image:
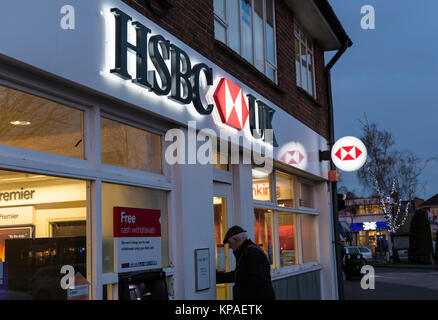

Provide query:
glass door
left=213, top=183, right=232, bottom=300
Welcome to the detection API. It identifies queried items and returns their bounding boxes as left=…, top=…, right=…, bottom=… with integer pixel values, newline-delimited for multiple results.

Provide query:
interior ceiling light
left=10, top=121, right=31, bottom=126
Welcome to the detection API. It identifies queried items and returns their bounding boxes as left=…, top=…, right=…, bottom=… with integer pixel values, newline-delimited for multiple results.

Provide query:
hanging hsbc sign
left=110, top=8, right=277, bottom=146
left=331, top=136, right=368, bottom=172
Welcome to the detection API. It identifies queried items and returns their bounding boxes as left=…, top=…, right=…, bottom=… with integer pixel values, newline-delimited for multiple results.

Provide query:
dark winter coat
left=216, top=239, right=275, bottom=300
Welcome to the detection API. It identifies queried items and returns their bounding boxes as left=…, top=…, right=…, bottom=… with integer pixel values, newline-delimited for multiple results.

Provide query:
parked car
left=343, top=253, right=367, bottom=280
left=344, top=246, right=373, bottom=262
left=389, top=249, right=408, bottom=262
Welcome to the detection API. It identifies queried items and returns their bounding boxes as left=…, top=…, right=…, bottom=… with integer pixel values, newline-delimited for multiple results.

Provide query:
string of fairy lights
left=366, top=166, right=410, bottom=233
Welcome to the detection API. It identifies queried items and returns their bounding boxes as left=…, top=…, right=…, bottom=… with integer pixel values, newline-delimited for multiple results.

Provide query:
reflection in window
left=276, top=171, right=295, bottom=208
left=254, top=209, right=275, bottom=268
left=294, top=22, right=315, bottom=97
left=299, top=182, right=314, bottom=208
left=0, top=169, right=88, bottom=300
left=214, top=0, right=277, bottom=82
left=252, top=168, right=272, bottom=202
left=100, top=117, right=162, bottom=173
left=101, top=183, right=169, bottom=273
left=278, top=212, right=297, bottom=267
left=301, top=214, right=318, bottom=263
left=0, top=85, right=84, bottom=159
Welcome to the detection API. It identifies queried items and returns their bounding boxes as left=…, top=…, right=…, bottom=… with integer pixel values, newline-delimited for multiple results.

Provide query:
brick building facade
left=121, top=0, right=347, bottom=139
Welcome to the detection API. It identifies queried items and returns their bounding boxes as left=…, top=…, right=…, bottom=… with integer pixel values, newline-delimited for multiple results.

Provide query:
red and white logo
left=277, top=142, right=307, bottom=171
left=280, top=150, right=305, bottom=165
left=213, top=78, right=249, bottom=130
left=331, top=137, right=367, bottom=172
left=334, top=146, right=363, bottom=161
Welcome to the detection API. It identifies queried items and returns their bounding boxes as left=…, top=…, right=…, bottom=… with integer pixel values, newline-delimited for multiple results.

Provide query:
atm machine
left=118, top=270, right=168, bottom=300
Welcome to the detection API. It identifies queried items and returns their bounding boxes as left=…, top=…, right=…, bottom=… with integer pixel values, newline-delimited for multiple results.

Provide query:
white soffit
left=285, top=0, right=341, bottom=51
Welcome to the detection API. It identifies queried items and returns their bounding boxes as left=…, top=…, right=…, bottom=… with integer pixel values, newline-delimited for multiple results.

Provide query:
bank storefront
left=0, top=1, right=337, bottom=300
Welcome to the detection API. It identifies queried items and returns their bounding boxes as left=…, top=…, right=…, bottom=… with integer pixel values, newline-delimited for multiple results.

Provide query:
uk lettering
left=110, top=8, right=277, bottom=145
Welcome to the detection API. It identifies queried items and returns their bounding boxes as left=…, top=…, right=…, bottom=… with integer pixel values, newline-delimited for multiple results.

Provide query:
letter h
left=110, top=8, right=152, bottom=88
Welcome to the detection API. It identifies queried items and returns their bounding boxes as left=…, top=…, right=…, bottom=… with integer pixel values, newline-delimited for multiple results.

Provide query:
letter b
left=169, top=45, right=193, bottom=105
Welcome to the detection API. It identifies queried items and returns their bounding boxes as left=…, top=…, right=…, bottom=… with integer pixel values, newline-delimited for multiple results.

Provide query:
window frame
left=252, top=167, right=319, bottom=272
left=0, top=74, right=175, bottom=300
left=99, top=112, right=165, bottom=176
left=214, top=0, right=278, bottom=83
left=294, top=21, right=316, bottom=98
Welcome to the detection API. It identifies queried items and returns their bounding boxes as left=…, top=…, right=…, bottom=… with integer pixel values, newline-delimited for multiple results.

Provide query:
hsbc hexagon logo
left=213, top=78, right=249, bottom=130
left=280, top=150, right=305, bottom=166
left=334, top=146, right=363, bottom=161
left=277, top=142, right=307, bottom=170
left=331, top=136, right=367, bottom=172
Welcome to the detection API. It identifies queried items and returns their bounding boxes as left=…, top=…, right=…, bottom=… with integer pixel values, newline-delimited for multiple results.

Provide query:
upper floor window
left=214, top=0, right=277, bottom=82
left=294, top=22, right=315, bottom=97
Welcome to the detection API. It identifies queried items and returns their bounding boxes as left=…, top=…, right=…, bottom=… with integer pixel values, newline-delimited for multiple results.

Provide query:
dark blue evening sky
left=327, top=0, right=438, bottom=200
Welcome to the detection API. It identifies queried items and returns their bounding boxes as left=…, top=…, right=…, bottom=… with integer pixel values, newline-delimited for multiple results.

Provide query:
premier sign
left=110, top=8, right=277, bottom=146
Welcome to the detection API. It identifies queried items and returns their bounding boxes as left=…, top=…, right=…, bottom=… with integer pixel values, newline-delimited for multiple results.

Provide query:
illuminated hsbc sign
left=110, top=8, right=277, bottom=146
left=110, top=8, right=213, bottom=115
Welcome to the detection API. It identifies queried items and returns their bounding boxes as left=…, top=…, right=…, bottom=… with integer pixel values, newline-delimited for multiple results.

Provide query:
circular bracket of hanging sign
left=331, top=136, right=367, bottom=172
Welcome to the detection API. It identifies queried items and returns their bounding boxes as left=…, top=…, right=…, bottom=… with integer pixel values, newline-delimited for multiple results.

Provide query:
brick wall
left=121, top=0, right=330, bottom=139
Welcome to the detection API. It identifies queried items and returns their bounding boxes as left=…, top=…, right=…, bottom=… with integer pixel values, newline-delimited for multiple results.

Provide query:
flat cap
left=223, top=225, right=247, bottom=244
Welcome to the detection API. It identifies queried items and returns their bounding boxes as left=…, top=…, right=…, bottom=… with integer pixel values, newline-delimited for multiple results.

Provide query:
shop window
left=214, top=0, right=277, bottom=82
left=0, top=85, right=85, bottom=159
left=100, top=117, right=162, bottom=174
left=0, top=169, right=89, bottom=300
left=101, top=183, right=169, bottom=274
left=301, top=214, right=318, bottom=263
left=299, top=181, right=314, bottom=208
left=254, top=208, right=275, bottom=268
left=275, top=171, right=295, bottom=208
left=252, top=168, right=272, bottom=202
left=278, top=212, right=298, bottom=267
left=294, top=22, right=315, bottom=97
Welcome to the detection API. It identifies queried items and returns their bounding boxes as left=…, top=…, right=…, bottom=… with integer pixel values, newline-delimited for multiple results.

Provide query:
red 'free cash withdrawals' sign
left=113, top=207, right=161, bottom=273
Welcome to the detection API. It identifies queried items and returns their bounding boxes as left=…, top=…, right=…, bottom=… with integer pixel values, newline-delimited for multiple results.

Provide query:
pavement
left=343, top=267, right=438, bottom=300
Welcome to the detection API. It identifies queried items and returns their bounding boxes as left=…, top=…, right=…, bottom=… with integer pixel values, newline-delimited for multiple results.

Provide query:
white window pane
left=307, top=52, right=314, bottom=96
left=266, top=0, right=275, bottom=64
left=254, top=0, right=265, bottom=72
left=215, top=20, right=226, bottom=43
left=301, top=43, right=308, bottom=91
left=295, top=38, right=301, bottom=86
left=308, top=67, right=314, bottom=96
left=241, top=0, right=253, bottom=63
left=267, top=66, right=275, bottom=82
left=214, top=0, right=226, bottom=20
left=227, top=0, right=241, bottom=53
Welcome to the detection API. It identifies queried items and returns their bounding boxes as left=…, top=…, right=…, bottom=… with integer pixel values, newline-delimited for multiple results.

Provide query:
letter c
left=191, top=63, right=213, bottom=115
